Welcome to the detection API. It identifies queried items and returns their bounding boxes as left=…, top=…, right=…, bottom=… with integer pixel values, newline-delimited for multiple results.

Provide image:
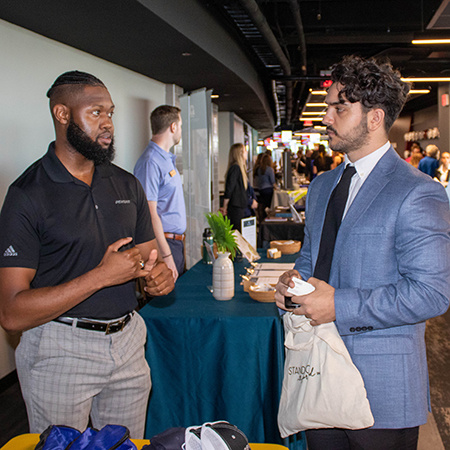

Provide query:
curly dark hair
left=330, top=55, right=411, bottom=132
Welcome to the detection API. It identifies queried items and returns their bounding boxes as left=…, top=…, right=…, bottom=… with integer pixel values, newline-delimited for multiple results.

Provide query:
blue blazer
left=295, top=147, right=450, bottom=429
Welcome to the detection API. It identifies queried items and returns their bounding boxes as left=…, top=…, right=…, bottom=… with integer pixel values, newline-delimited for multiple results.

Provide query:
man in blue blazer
left=275, top=55, right=450, bottom=449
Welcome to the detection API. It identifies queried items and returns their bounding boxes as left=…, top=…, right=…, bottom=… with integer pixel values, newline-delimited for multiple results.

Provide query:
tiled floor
left=0, top=310, right=449, bottom=448
left=420, top=308, right=450, bottom=450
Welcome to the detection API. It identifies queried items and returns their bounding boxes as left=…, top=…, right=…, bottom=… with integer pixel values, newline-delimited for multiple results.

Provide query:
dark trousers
left=227, top=206, right=246, bottom=232
left=305, top=426, right=419, bottom=450
left=167, top=239, right=185, bottom=276
left=257, top=187, right=273, bottom=220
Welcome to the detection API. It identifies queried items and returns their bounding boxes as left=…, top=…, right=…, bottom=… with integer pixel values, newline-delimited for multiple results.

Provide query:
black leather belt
left=54, top=312, right=133, bottom=334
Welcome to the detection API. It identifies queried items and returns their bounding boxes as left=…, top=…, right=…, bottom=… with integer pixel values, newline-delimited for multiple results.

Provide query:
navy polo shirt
left=0, top=142, right=154, bottom=319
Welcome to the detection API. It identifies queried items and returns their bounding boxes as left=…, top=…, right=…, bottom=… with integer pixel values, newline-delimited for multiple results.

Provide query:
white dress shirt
left=342, top=141, right=391, bottom=218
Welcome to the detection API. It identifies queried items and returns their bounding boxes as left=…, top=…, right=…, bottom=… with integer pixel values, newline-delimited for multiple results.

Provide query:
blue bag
left=35, top=425, right=81, bottom=449
left=35, top=424, right=136, bottom=450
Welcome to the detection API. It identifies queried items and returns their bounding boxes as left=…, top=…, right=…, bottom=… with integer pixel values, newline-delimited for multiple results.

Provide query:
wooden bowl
left=270, top=240, right=301, bottom=254
left=248, top=285, right=276, bottom=303
left=242, top=278, right=253, bottom=292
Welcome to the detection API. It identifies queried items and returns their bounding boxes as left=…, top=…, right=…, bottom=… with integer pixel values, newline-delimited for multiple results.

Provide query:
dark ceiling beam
left=238, top=0, right=293, bottom=124
left=272, top=76, right=329, bottom=81
left=304, top=33, right=415, bottom=45
left=287, top=0, right=307, bottom=74
left=287, top=0, right=307, bottom=124
left=238, top=0, right=291, bottom=74
left=138, top=0, right=275, bottom=132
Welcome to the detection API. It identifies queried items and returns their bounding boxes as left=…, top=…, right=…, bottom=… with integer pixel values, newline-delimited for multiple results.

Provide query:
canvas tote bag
left=277, top=312, right=374, bottom=438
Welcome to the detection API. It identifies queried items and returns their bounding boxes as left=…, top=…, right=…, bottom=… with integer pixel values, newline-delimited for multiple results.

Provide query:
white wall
left=217, top=111, right=247, bottom=191
left=0, top=19, right=167, bottom=378
left=389, top=115, right=412, bottom=157
left=218, top=112, right=233, bottom=192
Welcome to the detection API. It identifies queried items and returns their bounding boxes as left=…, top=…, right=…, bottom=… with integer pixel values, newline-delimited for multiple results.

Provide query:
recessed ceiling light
left=182, top=52, right=192, bottom=56
left=302, top=111, right=326, bottom=115
left=412, top=39, right=450, bottom=45
left=402, top=77, right=450, bottom=82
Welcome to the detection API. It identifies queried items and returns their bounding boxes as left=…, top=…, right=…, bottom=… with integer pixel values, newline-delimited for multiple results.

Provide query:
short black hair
left=330, top=55, right=410, bottom=132
left=46, top=70, right=105, bottom=99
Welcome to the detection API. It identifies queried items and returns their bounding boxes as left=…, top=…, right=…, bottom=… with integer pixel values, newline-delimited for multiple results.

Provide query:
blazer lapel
left=329, top=147, right=400, bottom=278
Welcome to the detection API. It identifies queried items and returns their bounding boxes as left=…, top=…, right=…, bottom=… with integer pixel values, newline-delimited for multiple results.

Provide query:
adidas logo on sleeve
left=3, top=246, right=18, bottom=257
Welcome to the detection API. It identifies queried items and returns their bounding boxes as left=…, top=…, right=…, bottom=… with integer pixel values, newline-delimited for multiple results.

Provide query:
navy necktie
left=313, top=164, right=356, bottom=282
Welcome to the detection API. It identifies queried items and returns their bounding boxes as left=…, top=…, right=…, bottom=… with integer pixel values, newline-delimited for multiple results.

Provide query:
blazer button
left=356, top=327, right=361, bottom=332
left=350, top=327, right=356, bottom=332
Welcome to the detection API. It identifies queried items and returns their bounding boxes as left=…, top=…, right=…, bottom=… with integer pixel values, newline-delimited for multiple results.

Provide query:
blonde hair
left=227, top=143, right=248, bottom=189
left=425, top=144, right=440, bottom=159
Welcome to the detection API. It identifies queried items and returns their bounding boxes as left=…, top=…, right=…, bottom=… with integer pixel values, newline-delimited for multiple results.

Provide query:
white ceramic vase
left=212, top=252, right=234, bottom=300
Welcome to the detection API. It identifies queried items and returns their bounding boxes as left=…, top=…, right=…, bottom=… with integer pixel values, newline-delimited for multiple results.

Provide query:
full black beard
left=66, top=119, right=115, bottom=165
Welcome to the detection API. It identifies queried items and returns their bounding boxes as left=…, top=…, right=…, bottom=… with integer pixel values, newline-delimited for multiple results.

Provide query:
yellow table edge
left=0, top=434, right=149, bottom=450
left=0, top=434, right=289, bottom=450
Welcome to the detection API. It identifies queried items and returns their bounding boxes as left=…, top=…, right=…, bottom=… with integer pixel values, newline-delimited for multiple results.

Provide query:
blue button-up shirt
left=134, top=141, right=186, bottom=234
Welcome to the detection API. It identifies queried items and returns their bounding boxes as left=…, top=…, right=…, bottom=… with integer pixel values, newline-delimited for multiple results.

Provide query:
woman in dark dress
left=221, top=143, right=256, bottom=231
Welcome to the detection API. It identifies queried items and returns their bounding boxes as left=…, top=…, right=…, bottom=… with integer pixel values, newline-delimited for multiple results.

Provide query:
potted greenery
left=205, top=212, right=238, bottom=300
left=205, top=211, right=238, bottom=258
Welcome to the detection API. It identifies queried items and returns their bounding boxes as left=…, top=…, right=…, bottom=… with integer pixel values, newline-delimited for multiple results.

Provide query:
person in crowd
left=418, top=144, right=440, bottom=177
left=409, top=152, right=423, bottom=169
left=245, top=183, right=258, bottom=218
left=297, top=148, right=314, bottom=181
left=253, top=152, right=264, bottom=184
left=252, top=152, right=264, bottom=203
left=265, top=149, right=278, bottom=171
left=434, top=151, right=450, bottom=184
left=0, top=71, right=175, bottom=438
left=255, top=152, right=276, bottom=220
left=134, top=105, right=186, bottom=280
left=275, top=55, right=450, bottom=450
left=312, top=143, right=333, bottom=178
left=295, top=148, right=307, bottom=176
left=405, top=141, right=423, bottom=163
left=221, top=143, right=254, bottom=232
left=330, top=150, right=344, bottom=169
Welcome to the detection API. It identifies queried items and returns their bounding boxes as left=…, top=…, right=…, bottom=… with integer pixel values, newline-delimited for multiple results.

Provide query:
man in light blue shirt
left=134, top=105, right=186, bottom=280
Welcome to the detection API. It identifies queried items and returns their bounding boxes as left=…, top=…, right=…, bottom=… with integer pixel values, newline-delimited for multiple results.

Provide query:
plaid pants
left=16, top=312, right=151, bottom=438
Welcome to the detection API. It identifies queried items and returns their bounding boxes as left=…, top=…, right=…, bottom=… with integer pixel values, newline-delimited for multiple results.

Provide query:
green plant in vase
left=205, top=211, right=238, bottom=260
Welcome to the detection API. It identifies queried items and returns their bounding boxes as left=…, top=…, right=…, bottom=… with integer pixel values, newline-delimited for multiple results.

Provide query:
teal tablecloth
left=140, top=252, right=306, bottom=449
